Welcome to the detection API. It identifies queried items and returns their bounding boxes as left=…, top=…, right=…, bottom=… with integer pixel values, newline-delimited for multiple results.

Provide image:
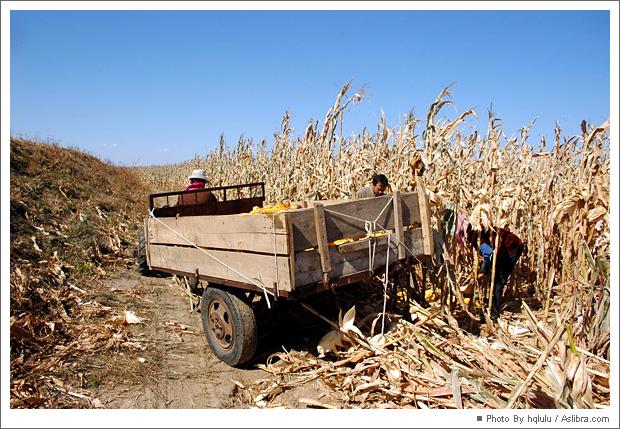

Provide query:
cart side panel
left=146, top=214, right=289, bottom=255
left=148, top=244, right=292, bottom=292
left=294, top=228, right=424, bottom=287
left=287, top=192, right=421, bottom=252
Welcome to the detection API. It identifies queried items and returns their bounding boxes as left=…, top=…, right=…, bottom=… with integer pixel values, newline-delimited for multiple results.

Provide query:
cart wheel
left=137, top=229, right=153, bottom=276
left=200, top=286, right=257, bottom=366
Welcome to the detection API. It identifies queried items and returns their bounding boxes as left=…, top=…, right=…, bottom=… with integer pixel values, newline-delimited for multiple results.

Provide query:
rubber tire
left=137, top=229, right=152, bottom=276
left=200, top=286, right=257, bottom=367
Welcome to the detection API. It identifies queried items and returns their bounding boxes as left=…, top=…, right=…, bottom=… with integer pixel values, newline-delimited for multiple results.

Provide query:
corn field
left=136, top=83, right=610, bottom=408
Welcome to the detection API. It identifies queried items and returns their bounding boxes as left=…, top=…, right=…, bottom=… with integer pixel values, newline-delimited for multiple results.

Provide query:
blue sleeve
left=479, top=243, right=493, bottom=273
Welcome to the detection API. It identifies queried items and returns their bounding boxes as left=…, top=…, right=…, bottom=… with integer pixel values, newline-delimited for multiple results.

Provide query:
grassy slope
left=9, top=138, right=150, bottom=407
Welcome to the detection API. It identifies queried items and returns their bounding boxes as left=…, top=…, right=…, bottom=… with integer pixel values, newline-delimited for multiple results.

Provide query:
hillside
left=9, top=138, right=150, bottom=407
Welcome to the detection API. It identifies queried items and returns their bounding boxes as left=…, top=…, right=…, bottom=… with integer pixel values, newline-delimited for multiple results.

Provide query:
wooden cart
left=138, top=182, right=433, bottom=365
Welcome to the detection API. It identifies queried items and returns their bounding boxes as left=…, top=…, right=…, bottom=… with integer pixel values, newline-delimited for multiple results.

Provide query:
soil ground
left=89, top=267, right=342, bottom=409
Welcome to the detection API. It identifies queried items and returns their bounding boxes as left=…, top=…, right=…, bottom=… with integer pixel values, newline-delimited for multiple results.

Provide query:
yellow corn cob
left=248, top=200, right=300, bottom=215
left=425, top=289, right=440, bottom=302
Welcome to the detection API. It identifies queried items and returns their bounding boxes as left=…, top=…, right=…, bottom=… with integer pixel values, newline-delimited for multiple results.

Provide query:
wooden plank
left=147, top=214, right=289, bottom=255
left=295, top=246, right=395, bottom=286
left=404, top=228, right=425, bottom=257
left=155, top=267, right=273, bottom=295
left=393, top=190, right=406, bottom=260
left=294, top=228, right=424, bottom=286
left=416, top=181, right=434, bottom=256
left=144, top=217, right=151, bottom=267
left=148, top=244, right=293, bottom=292
left=287, top=192, right=421, bottom=251
left=305, top=200, right=350, bottom=207
left=151, top=211, right=287, bottom=234
left=337, top=235, right=389, bottom=253
left=337, top=228, right=425, bottom=255
left=285, top=214, right=297, bottom=290
left=313, top=203, right=331, bottom=282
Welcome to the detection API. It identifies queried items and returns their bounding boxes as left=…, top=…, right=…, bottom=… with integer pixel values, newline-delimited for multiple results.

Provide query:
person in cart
left=177, top=169, right=218, bottom=205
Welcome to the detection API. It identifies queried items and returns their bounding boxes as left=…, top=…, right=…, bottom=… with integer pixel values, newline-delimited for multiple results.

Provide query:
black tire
left=200, top=286, right=257, bottom=366
left=137, top=229, right=152, bottom=276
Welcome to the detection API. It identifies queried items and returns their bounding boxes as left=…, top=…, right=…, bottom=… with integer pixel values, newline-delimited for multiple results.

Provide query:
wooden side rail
left=313, top=203, right=331, bottom=284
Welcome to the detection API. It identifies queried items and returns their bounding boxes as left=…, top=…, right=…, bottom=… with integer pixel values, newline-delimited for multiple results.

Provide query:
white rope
left=325, top=196, right=399, bottom=270
left=376, top=224, right=423, bottom=263
left=148, top=209, right=273, bottom=308
left=324, top=208, right=371, bottom=224
left=368, top=236, right=372, bottom=272
left=323, top=196, right=428, bottom=335
left=366, top=234, right=378, bottom=273
left=324, top=195, right=394, bottom=227
left=323, top=196, right=425, bottom=264
left=373, top=196, right=394, bottom=224
left=371, top=234, right=377, bottom=270
left=324, top=197, right=397, bottom=334
left=381, top=232, right=391, bottom=335
left=364, top=220, right=376, bottom=271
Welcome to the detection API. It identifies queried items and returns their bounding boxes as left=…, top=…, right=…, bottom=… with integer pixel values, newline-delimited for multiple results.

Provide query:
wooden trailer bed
left=144, top=182, right=433, bottom=298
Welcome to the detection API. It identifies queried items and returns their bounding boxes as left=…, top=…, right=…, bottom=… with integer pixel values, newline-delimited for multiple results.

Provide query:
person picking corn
left=467, top=225, right=524, bottom=321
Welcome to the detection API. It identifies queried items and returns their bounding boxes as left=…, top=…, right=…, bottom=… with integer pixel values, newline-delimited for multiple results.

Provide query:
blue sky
left=10, top=9, right=611, bottom=166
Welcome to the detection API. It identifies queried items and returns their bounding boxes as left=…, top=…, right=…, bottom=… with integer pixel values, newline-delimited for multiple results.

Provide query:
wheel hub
left=208, top=299, right=234, bottom=350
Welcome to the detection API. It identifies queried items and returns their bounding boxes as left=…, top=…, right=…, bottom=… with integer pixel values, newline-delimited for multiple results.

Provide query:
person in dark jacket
left=467, top=225, right=524, bottom=321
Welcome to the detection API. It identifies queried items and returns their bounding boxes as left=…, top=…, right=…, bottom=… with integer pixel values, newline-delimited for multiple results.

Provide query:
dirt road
left=88, top=268, right=338, bottom=409
left=89, top=268, right=259, bottom=408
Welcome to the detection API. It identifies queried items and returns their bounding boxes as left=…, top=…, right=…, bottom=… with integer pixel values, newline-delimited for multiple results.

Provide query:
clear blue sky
left=10, top=9, right=610, bottom=166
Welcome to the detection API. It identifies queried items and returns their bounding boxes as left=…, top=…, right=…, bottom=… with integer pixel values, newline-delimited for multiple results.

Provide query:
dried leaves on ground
left=235, top=282, right=609, bottom=409
left=10, top=139, right=150, bottom=408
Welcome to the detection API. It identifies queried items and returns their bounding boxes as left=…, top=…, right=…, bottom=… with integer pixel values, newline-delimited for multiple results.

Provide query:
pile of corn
left=247, top=200, right=301, bottom=214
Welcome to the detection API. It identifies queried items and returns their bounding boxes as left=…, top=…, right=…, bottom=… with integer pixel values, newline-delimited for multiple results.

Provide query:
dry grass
left=233, top=282, right=610, bottom=409
left=9, top=138, right=151, bottom=407
left=135, top=83, right=610, bottom=409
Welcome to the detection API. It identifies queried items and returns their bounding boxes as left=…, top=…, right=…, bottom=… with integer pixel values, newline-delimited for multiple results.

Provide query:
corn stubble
left=138, top=83, right=610, bottom=409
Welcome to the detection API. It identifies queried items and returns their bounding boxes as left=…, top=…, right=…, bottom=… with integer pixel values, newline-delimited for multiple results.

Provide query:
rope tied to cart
left=363, top=220, right=377, bottom=273
left=148, top=209, right=274, bottom=308
left=324, top=195, right=412, bottom=335
left=323, top=198, right=423, bottom=265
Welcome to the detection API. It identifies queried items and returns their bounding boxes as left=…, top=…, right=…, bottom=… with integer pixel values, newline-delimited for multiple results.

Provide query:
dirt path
left=88, top=267, right=339, bottom=409
left=91, top=268, right=265, bottom=408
